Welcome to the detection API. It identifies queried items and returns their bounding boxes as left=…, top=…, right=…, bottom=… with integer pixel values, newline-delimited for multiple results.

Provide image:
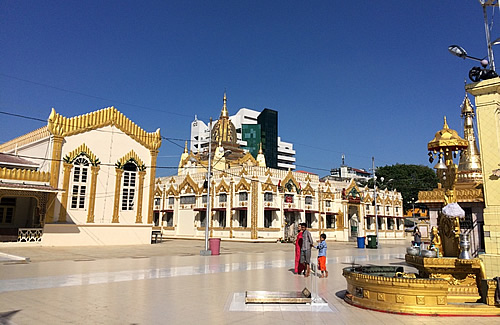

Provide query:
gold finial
left=443, top=116, right=449, bottom=129
left=184, top=141, right=188, bottom=153
left=259, top=142, right=263, bottom=154
left=221, top=91, right=228, bottom=118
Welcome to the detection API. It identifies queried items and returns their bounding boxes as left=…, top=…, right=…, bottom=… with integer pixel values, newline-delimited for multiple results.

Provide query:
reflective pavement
left=0, top=240, right=498, bottom=324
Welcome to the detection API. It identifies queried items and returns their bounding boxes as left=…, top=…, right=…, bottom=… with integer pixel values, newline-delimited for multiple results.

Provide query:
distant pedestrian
left=413, top=226, right=421, bottom=247
left=315, top=233, right=328, bottom=278
left=300, top=223, right=314, bottom=277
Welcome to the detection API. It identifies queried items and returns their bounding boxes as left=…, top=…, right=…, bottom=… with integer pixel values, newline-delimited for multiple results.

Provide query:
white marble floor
left=0, top=241, right=498, bottom=324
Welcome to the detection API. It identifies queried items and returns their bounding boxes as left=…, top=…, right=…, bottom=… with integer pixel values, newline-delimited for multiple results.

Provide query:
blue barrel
left=357, top=236, right=365, bottom=248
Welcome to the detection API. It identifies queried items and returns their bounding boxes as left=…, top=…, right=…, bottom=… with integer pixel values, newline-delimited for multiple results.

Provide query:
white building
left=0, top=107, right=161, bottom=246
left=190, top=96, right=296, bottom=170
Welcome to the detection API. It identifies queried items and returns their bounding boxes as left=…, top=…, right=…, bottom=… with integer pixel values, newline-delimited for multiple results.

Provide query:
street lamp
left=407, top=197, right=416, bottom=228
left=448, top=1, right=500, bottom=81
left=371, top=157, right=379, bottom=248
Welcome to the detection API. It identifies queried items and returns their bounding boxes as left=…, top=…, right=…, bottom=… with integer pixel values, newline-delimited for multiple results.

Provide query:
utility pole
left=201, top=118, right=213, bottom=256
left=372, top=157, right=379, bottom=247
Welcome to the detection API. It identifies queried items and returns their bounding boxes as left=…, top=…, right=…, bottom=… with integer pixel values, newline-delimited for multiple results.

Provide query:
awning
left=305, top=210, right=319, bottom=213
left=212, top=207, right=227, bottom=211
left=0, top=182, right=62, bottom=193
left=161, top=209, right=174, bottom=213
left=284, top=208, right=303, bottom=212
left=264, top=207, right=280, bottom=211
left=322, top=212, right=338, bottom=215
left=231, top=207, right=247, bottom=210
left=193, top=207, right=206, bottom=211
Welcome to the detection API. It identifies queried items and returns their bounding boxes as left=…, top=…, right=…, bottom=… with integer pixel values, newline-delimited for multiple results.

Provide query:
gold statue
left=431, top=226, right=443, bottom=257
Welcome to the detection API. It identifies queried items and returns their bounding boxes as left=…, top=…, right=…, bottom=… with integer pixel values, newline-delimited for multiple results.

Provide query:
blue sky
left=0, top=1, right=496, bottom=177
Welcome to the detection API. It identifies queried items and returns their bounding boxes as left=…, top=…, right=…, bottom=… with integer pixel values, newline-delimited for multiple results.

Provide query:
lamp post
left=407, top=197, right=416, bottom=228
left=200, top=118, right=214, bottom=256
left=448, top=1, right=500, bottom=81
left=372, top=157, right=379, bottom=248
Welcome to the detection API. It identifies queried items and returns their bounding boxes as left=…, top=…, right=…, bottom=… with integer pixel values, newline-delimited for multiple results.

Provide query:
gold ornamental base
left=342, top=261, right=500, bottom=316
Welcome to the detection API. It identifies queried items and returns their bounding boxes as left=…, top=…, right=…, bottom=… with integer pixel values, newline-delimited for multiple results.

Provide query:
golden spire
left=458, top=92, right=482, bottom=176
left=443, top=116, right=449, bottom=129
left=184, top=141, right=188, bottom=153
left=259, top=142, right=263, bottom=154
left=220, top=91, right=228, bottom=118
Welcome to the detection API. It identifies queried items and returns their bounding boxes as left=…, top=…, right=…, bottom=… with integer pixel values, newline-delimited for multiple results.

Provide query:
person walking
left=300, top=223, right=314, bottom=277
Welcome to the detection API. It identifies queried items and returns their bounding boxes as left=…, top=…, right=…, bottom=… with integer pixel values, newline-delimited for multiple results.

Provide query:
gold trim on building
left=0, top=126, right=50, bottom=152
left=47, top=107, right=161, bottom=151
left=0, top=167, right=50, bottom=182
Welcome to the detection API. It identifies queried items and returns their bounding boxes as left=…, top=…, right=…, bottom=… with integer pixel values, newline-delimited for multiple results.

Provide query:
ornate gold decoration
left=428, top=117, right=468, bottom=152
left=116, top=150, right=146, bottom=171
left=265, top=168, right=273, bottom=176
left=239, top=166, right=248, bottom=176
left=337, top=209, right=344, bottom=229
left=147, top=149, right=158, bottom=224
left=396, top=294, right=404, bottom=303
left=0, top=126, right=50, bottom=152
left=136, top=170, right=146, bottom=223
left=0, top=167, right=50, bottom=182
left=458, top=93, right=482, bottom=177
left=235, top=177, right=251, bottom=192
left=438, top=213, right=460, bottom=257
left=281, top=170, right=300, bottom=193
left=431, top=226, right=443, bottom=257
left=251, top=177, right=258, bottom=239
left=112, top=169, right=124, bottom=223
left=261, top=176, right=277, bottom=193
left=302, top=182, right=315, bottom=196
left=178, top=174, right=199, bottom=195
left=63, top=143, right=100, bottom=166
left=238, top=152, right=258, bottom=166
left=165, top=184, right=178, bottom=196
left=215, top=179, right=230, bottom=194
left=416, top=296, right=425, bottom=305
left=47, top=107, right=161, bottom=150
left=211, top=92, right=237, bottom=144
left=87, top=165, right=100, bottom=223
left=154, top=186, right=162, bottom=197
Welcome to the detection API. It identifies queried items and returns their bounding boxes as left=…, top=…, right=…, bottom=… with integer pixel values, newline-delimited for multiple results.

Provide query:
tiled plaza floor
left=0, top=239, right=498, bottom=324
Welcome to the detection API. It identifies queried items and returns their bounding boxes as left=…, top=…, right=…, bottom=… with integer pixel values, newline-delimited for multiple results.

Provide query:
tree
left=359, top=164, right=438, bottom=212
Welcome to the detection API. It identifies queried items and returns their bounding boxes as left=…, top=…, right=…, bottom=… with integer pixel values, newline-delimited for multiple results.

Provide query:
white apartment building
left=190, top=106, right=296, bottom=170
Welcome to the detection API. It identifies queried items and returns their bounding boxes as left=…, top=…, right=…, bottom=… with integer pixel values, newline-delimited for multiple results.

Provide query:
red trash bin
left=209, top=238, right=221, bottom=255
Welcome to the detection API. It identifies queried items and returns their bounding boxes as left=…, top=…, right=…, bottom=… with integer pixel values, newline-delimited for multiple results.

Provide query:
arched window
left=122, top=162, right=137, bottom=210
left=71, top=157, right=90, bottom=209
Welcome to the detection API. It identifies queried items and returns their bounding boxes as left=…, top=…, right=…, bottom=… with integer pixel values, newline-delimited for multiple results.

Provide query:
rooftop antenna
left=341, top=153, right=345, bottom=166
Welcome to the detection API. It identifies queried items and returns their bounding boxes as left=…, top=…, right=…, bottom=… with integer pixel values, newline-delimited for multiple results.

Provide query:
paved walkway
left=0, top=239, right=498, bottom=324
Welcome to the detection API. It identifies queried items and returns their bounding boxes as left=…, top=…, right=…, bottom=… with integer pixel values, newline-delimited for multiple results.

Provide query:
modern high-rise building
left=190, top=94, right=296, bottom=170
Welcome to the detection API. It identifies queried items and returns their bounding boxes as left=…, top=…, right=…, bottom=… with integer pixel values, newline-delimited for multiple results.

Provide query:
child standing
left=315, top=234, right=328, bottom=278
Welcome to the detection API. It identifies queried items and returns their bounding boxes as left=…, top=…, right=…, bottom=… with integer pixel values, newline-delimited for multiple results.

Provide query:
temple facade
left=154, top=95, right=405, bottom=242
left=0, top=107, right=161, bottom=245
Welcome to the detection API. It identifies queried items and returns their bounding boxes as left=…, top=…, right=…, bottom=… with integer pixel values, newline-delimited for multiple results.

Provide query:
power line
left=0, top=73, right=194, bottom=118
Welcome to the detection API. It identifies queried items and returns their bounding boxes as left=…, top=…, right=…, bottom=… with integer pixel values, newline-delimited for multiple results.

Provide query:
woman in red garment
left=294, top=228, right=305, bottom=274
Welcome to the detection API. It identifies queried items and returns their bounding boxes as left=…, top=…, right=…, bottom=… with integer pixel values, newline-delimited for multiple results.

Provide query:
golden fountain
left=343, top=117, right=499, bottom=315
